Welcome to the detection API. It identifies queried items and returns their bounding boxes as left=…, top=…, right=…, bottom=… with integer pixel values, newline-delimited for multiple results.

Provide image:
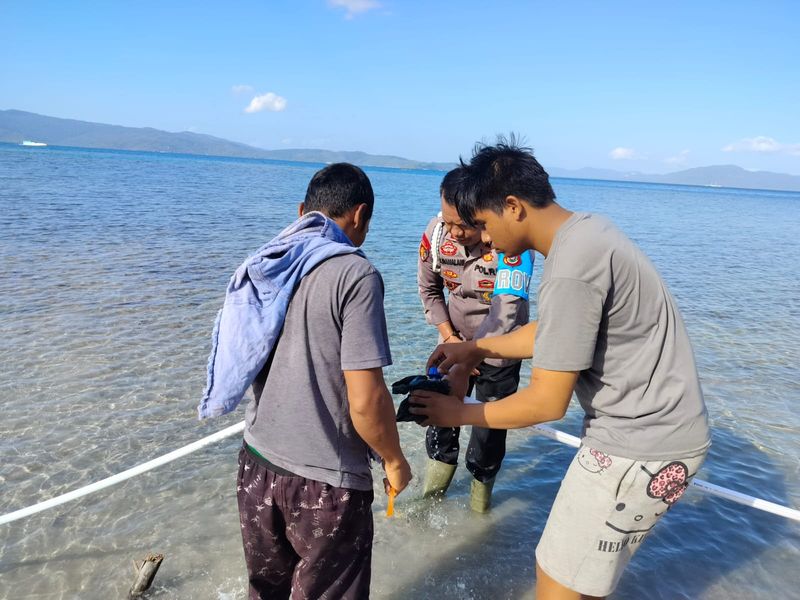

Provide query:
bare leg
left=535, top=562, right=604, bottom=600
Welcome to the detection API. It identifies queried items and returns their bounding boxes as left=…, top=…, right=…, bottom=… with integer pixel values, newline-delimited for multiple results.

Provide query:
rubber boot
left=470, top=477, right=495, bottom=513
left=422, top=459, right=457, bottom=498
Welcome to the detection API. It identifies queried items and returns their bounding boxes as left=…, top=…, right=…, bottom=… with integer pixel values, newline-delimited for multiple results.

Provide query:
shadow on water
left=375, top=420, right=799, bottom=600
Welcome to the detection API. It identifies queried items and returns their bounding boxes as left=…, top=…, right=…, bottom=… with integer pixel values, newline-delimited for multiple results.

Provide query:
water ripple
left=1, top=145, right=798, bottom=599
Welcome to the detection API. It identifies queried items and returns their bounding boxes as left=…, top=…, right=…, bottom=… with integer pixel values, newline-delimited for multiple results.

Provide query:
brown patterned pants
left=236, top=445, right=374, bottom=599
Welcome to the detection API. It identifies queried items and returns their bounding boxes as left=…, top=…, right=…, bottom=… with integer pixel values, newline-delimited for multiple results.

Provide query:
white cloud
left=328, top=0, right=380, bottom=19
left=232, top=84, right=254, bottom=95
left=609, top=147, right=636, bottom=160
left=665, top=149, right=690, bottom=165
left=244, top=92, right=287, bottom=114
left=722, top=136, right=800, bottom=155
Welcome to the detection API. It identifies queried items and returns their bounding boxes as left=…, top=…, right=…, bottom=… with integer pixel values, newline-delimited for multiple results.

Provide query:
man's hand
left=443, top=333, right=463, bottom=344
left=427, top=340, right=485, bottom=374
left=383, top=457, right=412, bottom=495
left=408, top=389, right=467, bottom=427
left=444, top=363, right=471, bottom=400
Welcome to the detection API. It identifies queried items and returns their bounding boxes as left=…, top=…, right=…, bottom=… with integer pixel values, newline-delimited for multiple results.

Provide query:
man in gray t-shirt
left=230, top=164, right=411, bottom=600
left=246, top=252, right=394, bottom=489
left=411, top=141, right=710, bottom=599
left=532, top=211, right=709, bottom=460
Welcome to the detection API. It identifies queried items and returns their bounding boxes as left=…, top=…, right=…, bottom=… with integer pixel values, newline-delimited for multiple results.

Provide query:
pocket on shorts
left=604, top=457, right=700, bottom=537
left=613, top=458, right=640, bottom=503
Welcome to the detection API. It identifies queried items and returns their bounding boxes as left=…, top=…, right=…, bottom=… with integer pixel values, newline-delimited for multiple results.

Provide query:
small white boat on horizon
left=20, top=140, right=48, bottom=147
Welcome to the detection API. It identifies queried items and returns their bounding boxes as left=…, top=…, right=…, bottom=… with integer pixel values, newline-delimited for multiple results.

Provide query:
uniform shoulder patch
left=419, top=233, right=431, bottom=262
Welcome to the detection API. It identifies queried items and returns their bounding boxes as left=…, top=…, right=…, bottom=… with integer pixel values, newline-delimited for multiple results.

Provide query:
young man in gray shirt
left=225, top=164, right=411, bottom=599
left=410, top=141, right=710, bottom=600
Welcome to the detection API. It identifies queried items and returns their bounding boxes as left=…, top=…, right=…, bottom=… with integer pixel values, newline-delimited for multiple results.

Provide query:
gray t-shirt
left=243, top=253, right=392, bottom=491
left=532, top=212, right=710, bottom=460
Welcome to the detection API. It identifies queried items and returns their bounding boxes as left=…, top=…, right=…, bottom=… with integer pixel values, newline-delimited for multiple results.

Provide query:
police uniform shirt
left=417, top=215, right=532, bottom=367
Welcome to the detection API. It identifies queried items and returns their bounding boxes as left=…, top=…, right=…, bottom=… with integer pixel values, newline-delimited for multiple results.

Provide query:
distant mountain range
left=548, top=165, right=800, bottom=192
left=0, top=109, right=453, bottom=171
left=3, top=109, right=800, bottom=192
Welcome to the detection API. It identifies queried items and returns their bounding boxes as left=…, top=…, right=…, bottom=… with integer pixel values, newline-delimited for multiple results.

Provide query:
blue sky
left=2, top=0, right=799, bottom=174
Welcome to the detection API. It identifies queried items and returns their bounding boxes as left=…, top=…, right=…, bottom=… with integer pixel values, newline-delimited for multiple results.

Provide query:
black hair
left=304, top=163, right=374, bottom=220
left=455, top=134, right=556, bottom=226
left=439, top=167, right=466, bottom=206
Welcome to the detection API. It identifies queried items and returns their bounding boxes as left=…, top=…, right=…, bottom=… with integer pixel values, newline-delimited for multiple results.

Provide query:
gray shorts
left=535, top=445, right=707, bottom=597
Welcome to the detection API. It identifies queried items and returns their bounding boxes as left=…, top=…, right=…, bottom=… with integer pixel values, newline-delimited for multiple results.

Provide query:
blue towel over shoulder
left=198, top=212, right=363, bottom=419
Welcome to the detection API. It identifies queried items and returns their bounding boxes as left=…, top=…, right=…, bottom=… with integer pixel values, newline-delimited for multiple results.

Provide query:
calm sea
left=1, top=143, right=798, bottom=599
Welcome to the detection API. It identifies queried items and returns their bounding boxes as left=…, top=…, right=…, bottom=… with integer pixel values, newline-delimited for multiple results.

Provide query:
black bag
left=391, top=375, right=450, bottom=423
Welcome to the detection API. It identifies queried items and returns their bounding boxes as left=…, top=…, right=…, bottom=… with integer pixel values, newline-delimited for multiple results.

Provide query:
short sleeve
left=341, top=272, right=393, bottom=370
left=532, top=278, right=606, bottom=371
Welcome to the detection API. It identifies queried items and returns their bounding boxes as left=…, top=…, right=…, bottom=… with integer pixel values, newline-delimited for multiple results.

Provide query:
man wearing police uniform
left=417, top=167, right=533, bottom=512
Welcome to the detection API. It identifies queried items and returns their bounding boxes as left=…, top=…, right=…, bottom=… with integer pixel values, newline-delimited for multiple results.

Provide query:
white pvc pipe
left=531, top=423, right=581, bottom=448
left=0, top=421, right=245, bottom=526
left=690, top=479, right=800, bottom=522
left=1, top=419, right=799, bottom=526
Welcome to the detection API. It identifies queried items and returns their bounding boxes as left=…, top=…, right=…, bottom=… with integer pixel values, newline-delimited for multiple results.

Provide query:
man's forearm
left=436, top=321, right=458, bottom=340
left=459, top=384, right=566, bottom=429
left=413, top=367, right=576, bottom=431
left=350, top=389, right=405, bottom=464
left=475, top=321, right=538, bottom=360
left=459, top=367, right=575, bottom=429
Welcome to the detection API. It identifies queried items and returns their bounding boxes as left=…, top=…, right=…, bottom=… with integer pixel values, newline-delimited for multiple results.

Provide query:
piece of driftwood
left=129, top=553, right=164, bottom=598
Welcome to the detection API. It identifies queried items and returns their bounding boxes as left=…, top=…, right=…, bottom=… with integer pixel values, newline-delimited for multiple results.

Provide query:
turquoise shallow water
left=0, top=143, right=799, bottom=599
